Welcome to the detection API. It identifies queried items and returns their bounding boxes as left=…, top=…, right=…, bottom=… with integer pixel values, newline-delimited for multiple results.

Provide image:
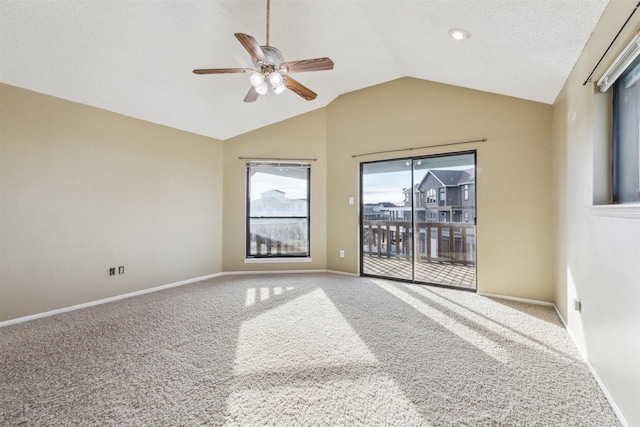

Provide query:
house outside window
left=246, top=163, right=310, bottom=258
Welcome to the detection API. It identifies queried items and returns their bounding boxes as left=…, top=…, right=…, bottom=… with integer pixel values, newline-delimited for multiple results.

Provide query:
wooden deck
left=362, top=256, right=476, bottom=290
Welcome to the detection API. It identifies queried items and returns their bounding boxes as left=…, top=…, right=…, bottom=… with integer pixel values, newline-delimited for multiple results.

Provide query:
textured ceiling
left=0, top=0, right=609, bottom=140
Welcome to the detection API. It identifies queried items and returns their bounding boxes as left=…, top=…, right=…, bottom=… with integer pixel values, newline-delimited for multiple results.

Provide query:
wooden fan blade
left=279, top=57, right=334, bottom=73
left=234, top=33, right=267, bottom=63
left=283, top=76, right=317, bottom=101
left=193, top=68, right=254, bottom=74
left=244, top=86, right=259, bottom=103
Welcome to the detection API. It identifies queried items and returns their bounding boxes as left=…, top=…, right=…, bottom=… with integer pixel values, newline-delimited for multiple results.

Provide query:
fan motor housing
left=254, top=46, right=284, bottom=69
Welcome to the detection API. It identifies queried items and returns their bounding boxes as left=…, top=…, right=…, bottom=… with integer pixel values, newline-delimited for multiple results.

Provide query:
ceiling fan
left=193, top=0, right=334, bottom=103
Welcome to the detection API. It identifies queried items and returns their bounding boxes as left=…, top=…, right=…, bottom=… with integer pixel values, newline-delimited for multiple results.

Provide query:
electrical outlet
left=573, top=298, right=582, bottom=312
left=109, top=267, right=115, bottom=276
left=118, top=266, right=125, bottom=274
left=340, top=250, right=345, bottom=258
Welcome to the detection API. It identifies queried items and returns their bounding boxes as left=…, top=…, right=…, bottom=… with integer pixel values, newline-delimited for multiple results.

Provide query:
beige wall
left=0, top=84, right=223, bottom=322
left=220, top=78, right=554, bottom=302
left=552, top=1, right=640, bottom=425
left=326, top=78, right=554, bottom=300
left=222, top=109, right=327, bottom=272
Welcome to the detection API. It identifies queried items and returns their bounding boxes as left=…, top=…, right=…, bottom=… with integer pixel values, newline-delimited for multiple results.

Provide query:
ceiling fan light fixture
left=449, top=28, right=471, bottom=41
left=255, top=82, right=269, bottom=95
left=192, top=0, right=333, bottom=103
left=269, top=71, right=284, bottom=86
left=250, top=72, right=266, bottom=87
left=273, top=83, right=286, bottom=95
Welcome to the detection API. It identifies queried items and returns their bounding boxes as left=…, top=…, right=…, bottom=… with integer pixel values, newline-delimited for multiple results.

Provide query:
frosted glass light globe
left=255, top=82, right=268, bottom=95
left=250, top=72, right=265, bottom=88
left=269, top=71, right=284, bottom=86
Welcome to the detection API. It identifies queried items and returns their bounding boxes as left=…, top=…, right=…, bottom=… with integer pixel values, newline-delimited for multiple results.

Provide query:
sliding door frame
left=359, top=150, right=477, bottom=291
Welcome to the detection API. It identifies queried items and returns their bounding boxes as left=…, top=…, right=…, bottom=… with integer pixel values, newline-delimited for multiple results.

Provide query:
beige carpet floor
left=0, top=273, right=620, bottom=426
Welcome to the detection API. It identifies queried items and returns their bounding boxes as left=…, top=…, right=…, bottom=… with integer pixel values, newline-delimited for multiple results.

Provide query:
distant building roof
left=457, top=168, right=475, bottom=185
left=422, top=168, right=475, bottom=187
left=260, top=189, right=286, bottom=199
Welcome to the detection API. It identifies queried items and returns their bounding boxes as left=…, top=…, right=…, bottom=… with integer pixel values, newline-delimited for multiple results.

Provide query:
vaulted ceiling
left=0, top=0, right=609, bottom=140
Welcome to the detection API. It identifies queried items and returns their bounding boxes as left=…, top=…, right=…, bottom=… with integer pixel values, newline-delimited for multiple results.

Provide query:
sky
left=250, top=172, right=307, bottom=200
left=250, top=163, right=474, bottom=205
left=362, top=165, right=474, bottom=205
left=252, top=170, right=416, bottom=204
left=362, top=170, right=418, bottom=204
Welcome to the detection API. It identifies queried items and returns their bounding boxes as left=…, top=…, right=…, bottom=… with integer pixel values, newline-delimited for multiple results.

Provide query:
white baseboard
left=219, top=269, right=360, bottom=278
left=325, top=269, right=360, bottom=277
left=476, top=291, right=556, bottom=307
left=475, top=291, right=629, bottom=426
left=219, top=269, right=328, bottom=276
left=0, top=269, right=358, bottom=327
left=0, top=272, right=223, bottom=328
left=552, top=304, right=568, bottom=328
left=581, top=351, right=630, bottom=427
left=552, top=306, right=629, bottom=427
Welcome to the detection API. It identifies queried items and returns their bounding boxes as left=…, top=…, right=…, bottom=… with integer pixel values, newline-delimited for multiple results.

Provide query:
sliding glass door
left=361, top=158, right=413, bottom=281
left=360, top=152, right=477, bottom=290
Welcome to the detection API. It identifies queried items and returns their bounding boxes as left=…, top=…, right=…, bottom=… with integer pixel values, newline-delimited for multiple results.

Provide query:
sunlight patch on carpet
left=245, top=288, right=256, bottom=307
left=224, top=373, right=426, bottom=426
left=372, top=279, right=510, bottom=364
left=234, top=288, right=377, bottom=375
left=245, top=286, right=295, bottom=307
left=228, top=287, right=427, bottom=424
left=402, top=283, right=580, bottom=363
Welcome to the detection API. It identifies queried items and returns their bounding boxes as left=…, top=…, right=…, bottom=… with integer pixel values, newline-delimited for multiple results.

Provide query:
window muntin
left=246, top=163, right=310, bottom=258
left=613, top=54, right=640, bottom=203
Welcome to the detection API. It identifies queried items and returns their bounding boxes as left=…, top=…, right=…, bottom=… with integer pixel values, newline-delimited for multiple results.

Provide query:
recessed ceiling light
left=449, top=28, right=471, bottom=41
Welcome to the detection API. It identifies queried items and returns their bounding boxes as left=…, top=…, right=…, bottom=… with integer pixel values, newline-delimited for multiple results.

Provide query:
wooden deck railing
left=249, top=221, right=308, bottom=256
left=362, top=220, right=476, bottom=265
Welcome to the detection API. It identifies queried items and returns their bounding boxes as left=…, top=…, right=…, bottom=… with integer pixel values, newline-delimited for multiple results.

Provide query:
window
left=464, top=184, right=469, bottom=201
left=426, top=188, right=436, bottom=204
left=598, top=33, right=640, bottom=204
left=613, top=54, right=640, bottom=203
left=439, top=187, right=446, bottom=203
left=246, top=163, right=310, bottom=258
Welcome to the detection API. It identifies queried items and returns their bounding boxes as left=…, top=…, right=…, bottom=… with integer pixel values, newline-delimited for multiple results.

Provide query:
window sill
left=589, top=203, right=640, bottom=219
left=244, top=257, right=312, bottom=264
